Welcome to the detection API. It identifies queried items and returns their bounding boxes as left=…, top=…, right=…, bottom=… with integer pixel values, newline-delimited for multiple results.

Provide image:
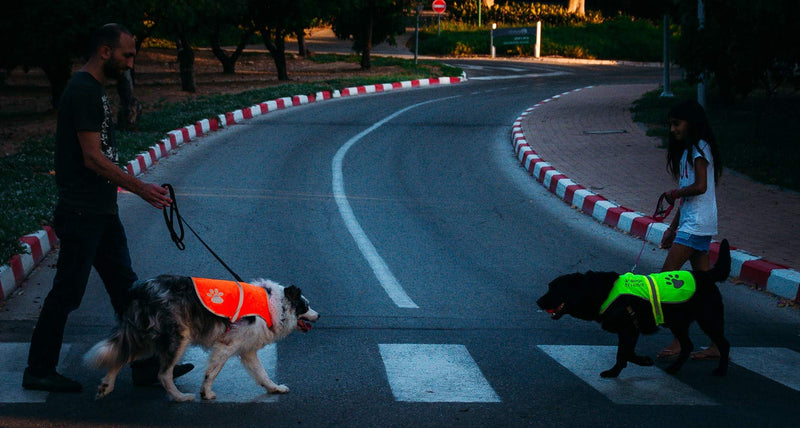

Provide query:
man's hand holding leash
left=137, top=182, right=172, bottom=210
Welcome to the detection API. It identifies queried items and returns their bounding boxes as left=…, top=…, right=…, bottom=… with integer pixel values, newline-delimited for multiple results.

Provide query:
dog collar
left=192, top=277, right=273, bottom=326
left=600, top=272, right=696, bottom=325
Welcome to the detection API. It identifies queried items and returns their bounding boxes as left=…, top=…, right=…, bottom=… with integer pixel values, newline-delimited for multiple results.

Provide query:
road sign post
left=432, top=0, right=446, bottom=36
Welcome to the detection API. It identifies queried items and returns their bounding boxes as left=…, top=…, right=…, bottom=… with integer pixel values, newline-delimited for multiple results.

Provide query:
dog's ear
left=285, top=285, right=302, bottom=300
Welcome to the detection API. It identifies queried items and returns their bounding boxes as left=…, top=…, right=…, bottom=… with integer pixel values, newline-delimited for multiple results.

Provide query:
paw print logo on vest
left=207, top=288, right=224, bottom=304
left=665, top=273, right=685, bottom=289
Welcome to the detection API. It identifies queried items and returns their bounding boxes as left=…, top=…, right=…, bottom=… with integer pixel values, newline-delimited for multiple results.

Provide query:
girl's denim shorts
left=674, top=231, right=712, bottom=253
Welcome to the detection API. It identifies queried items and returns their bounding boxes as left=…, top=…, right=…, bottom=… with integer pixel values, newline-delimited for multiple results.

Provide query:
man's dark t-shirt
left=55, top=71, right=119, bottom=214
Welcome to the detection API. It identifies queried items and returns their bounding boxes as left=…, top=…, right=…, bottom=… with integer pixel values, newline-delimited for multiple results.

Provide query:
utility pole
left=661, top=14, right=673, bottom=97
left=415, top=3, right=423, bottom=65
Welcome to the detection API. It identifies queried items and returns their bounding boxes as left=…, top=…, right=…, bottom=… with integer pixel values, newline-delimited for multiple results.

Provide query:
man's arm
left=77, top=130, right=171, bottom=209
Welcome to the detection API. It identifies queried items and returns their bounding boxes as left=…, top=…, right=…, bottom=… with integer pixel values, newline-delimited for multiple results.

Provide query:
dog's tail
left=84, top=330, right=127, bottom=369
left=707, top=239, right=731, bottom=283
left=84, top=300, right=153, bottom=369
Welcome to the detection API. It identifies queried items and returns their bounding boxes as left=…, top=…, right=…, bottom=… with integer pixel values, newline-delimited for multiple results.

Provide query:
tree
left=1, top=1, right=107, bottom=108
left=250, top=0, right=324, bottom=80
left=145, top=0, right=207, bottom=92
left=567, top=0, right=585, bottom=15
left=330, top=0, right=410, bottom=70
left=203, top=0, right=254, bottom=74
left=672, top=0, right=800, bottom=102
left=250, top=0, right=294, bottom=81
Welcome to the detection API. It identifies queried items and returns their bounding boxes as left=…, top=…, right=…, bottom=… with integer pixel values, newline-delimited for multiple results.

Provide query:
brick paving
left=520, top=84, right=800, bottom=271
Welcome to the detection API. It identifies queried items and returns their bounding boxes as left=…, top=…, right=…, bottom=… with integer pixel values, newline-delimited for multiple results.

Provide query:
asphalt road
left=1, top=61, right=798, bottom=427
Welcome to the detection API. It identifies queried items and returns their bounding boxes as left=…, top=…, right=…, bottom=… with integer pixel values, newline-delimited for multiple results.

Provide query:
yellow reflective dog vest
left=599, top=271, right=696, bottom=325
left=192, top=278, right=273, bottom=326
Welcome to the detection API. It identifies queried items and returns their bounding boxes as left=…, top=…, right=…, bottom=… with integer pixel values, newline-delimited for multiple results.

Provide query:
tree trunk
left=41, top=57, right=72, bottom=109
left=568, top=0, right=585, bottom=15
left=176, top=35, right=196, bottom=93
left=260, top=29, right=289, bottom=81
left=360, top=15, right=374, bottom=70
left=116, top=69, right=142, bottom=130
left=296, top=29, right=309, bottom=57
left=210, top=29, right=251, bottom=74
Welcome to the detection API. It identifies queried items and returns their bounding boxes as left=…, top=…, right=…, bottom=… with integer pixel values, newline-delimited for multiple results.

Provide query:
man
left=23, top=24, right=192, bottom=392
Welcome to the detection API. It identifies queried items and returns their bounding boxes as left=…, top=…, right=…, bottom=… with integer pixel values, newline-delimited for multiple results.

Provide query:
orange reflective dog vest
left=192, top=278, right=273, bottom=326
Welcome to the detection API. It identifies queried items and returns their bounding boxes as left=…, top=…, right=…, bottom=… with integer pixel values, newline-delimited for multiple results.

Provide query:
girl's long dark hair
left=666, top=100, right=722, bottom=183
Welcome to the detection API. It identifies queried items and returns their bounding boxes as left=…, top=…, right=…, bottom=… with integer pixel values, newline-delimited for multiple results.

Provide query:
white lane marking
left=332, top=97, right=457, bottom=308
left=178, top=345, right=279, bottom=403
left=468, top=71, right=569, bottom=81
left=538, top=345, right=717, bottom=405
left=732, top=347, right=800, bottom=391
left=379, top=344, right=501, bottom=403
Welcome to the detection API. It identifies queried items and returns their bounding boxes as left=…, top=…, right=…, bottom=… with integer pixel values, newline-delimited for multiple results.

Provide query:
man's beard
left=103, top=59, right=125, bottom=80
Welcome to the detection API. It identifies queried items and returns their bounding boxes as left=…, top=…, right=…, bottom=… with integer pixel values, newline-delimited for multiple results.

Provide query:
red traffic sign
left=432, top=0, right=446, bottom=14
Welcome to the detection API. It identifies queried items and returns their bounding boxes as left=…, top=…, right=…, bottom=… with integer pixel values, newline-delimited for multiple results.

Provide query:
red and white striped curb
left=0, top=76, right=466, bottom=302
left=0, top=227, right=57, bottom=302
left=511, top=86, right=800, bottom=303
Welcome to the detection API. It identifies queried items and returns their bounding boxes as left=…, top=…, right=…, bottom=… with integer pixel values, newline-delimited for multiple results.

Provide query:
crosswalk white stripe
left=379, top=343, right=501, bottom=403
left=731, top=347, right=800, bottom=392
left=0, top=343, right=69, bottom=403
left=177, top=345, right=279, bottom=403
left=538, top=345, right=718, bottom=406
left=2, top=343, right=798, bottom=404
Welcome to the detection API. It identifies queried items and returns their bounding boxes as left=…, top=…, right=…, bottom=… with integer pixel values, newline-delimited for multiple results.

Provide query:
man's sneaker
left=22, top=368, right=82, bottom=393
left=131, top=360, right=195, bottom=386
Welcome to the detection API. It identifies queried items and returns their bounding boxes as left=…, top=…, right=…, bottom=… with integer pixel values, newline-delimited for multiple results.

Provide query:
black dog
left=537, top=239, right=731, bottom=378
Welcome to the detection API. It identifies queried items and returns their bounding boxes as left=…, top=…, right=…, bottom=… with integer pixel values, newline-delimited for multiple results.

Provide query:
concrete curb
left=0, top=75, right=466, bottom=303
left=511, top=86, right=800, bottom=303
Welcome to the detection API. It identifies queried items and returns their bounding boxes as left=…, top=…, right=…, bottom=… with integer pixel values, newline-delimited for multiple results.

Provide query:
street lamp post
left=697, top=0, right=706, bottom=108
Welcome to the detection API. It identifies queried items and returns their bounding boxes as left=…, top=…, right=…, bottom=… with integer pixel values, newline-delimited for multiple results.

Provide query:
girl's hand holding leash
left=663, top=189, right=679, bottom=205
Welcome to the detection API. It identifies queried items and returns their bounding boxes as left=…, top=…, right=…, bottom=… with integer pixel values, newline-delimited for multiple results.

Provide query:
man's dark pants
left=27, top=207, right=137, bottom=375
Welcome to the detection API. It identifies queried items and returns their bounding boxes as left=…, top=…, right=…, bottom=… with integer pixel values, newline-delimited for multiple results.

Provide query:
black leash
left=162, top=184, right=244, bottom=282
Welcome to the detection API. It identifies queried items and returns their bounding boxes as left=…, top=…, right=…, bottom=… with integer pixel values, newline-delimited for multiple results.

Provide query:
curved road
left=1, top=61, right=798, bottom=427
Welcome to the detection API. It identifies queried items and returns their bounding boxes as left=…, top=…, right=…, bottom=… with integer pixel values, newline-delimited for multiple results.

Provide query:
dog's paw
left=600, top=368, right=621, bottom=378
left=95, top=383, right=113, bottom=399
left=630, top=355, right=654, bottom=366
left=268, top=384, right=290, bottom=394
left=200, top=390, right=216, bottom=400
left=171, top=392, right=196, bottom=402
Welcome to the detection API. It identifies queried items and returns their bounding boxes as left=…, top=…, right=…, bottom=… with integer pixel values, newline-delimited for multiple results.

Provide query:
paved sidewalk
left=515, top=84, right=800, bottom=301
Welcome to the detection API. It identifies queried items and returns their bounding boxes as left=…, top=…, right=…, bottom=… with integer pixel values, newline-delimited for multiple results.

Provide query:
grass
left=632, top=81, right=800, bottom=191
left=0, top=61, right=462, bottom=264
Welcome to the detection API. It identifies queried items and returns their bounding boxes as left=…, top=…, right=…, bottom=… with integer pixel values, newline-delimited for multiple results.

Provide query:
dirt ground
left=0, top=46, right=406, bottom=157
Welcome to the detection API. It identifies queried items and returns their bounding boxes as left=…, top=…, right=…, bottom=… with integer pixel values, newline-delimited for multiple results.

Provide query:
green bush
left=449, top=1, right=603, bottom=26
left=417, top=15, right=664, bottom=61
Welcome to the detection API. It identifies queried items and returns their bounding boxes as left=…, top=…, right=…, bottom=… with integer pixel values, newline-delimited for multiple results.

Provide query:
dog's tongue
left=297, top=319, right=313, bottom=332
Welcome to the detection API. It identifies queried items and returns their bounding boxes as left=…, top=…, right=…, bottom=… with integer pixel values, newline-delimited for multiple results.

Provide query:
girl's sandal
left=690, top=347, right=721, bottom=360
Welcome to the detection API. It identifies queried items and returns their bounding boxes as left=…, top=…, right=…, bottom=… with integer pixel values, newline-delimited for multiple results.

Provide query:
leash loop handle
left=162, top=184, right=185, bottom=250
left=161, top=183, right=244, bottom=282
left=631, top=193, right=677, bottom=273
left=652, top=192, right=675, bottom=222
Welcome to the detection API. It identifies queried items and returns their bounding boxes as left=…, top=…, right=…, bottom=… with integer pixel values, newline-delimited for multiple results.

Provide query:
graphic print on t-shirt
left=100, top=94, right=118, bottom=165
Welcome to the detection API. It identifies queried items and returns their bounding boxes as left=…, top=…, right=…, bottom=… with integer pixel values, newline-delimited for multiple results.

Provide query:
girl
left=657, top=99, right=723, bottom=360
